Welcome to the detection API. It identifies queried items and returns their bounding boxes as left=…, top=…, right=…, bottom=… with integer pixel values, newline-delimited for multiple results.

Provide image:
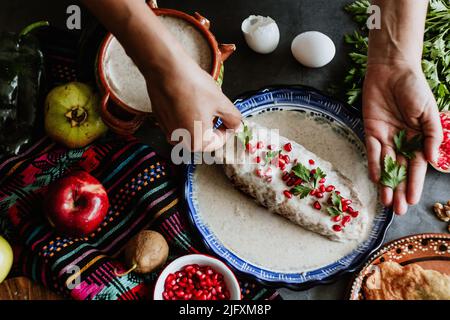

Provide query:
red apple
left=44, top=171, right=109, bottom=237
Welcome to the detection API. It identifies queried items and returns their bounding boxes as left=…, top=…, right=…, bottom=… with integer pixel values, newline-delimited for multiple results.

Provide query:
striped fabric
left=0, top=136, right=279, bottom=300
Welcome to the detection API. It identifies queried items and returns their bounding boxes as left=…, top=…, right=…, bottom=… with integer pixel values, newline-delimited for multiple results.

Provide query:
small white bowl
left=154, top=254, right=241, bottom=300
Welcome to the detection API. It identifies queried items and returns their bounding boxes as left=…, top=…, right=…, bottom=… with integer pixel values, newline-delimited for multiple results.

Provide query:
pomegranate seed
left=319, top=184, right=326, bottom=193
left=246, top=143, right=252, bottom=151
left=283, top=154, right=291, bottom=163
left=332, top=215, right=342, bottom=222
left=350, top=210, right=359, bottom=218
left=310, top=189, right=317, bottom=196
left=255, top=156, right=261, bottom=164
left=279, top=163, right=286, bottom=170
left=342, top=204, right=348, bottom=212
left=326, top=185, right=335, bottom=192
left=287, top=177, right=296, bottom=187
left=294, top=178, right=303, bottom=186
left=309, top=159, right=315, bottom=165
left=255, top=169, right=263, bottom=177
left=335, top=191, right=341, bottom=195
left=332, top=224, right=342, bottom=232
left=342, top=215, right=352, bottom=226
left=166, top=273, right=175, bottom=283
left=343, top=199, right=352, bottom=205
left=256, top=141, right=264, bottom=149
left=310, top=169, right=317, bottom=175
left=284, top=190, right=292, bottom=199
left=282, top=171, right=290, bottom=181
left=313, top=201, right=321, bottom=210
left=175, top=290, right=185, bottom=298
left=284, top=143, right=292, bottom=152
left=268, top=144, right=275, bottom=150
left=316, top=192, right=324, bottom=199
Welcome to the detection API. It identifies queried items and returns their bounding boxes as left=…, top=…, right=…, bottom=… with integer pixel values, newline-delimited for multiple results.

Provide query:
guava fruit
left=45, top=82, right=108, bottom=148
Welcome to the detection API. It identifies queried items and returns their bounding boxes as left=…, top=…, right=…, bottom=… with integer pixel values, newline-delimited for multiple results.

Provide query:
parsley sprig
left=290, top=163, right=326, bottom=199
left=380, top=155, right=407, bottom=189
left=393, top=130, right=423, bottom=160
left=265, top=150, right=281, bottom=163
left=237, top=123, right=252, bottom=146
left=327, top=192, right=344, bottom=217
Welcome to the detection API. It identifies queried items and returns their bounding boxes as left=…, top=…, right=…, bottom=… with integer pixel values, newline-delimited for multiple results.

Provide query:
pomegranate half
left=432, top=111, right=450, bottom=173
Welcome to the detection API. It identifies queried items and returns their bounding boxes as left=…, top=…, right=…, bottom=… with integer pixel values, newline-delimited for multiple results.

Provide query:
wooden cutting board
left=0, top=277, right=63, bottom=300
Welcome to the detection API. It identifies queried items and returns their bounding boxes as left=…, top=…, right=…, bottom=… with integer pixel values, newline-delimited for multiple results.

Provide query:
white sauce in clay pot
left=193, top=111, right=380, bottom=273
left=103, top=15, right=213, bottom=113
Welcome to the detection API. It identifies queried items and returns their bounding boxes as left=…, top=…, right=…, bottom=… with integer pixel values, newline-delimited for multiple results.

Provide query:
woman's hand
left=363, top=61, right=442, bottom=214
left=81, top=0, right=241, bottom=152
left=145, top=54, right=241, bottom=152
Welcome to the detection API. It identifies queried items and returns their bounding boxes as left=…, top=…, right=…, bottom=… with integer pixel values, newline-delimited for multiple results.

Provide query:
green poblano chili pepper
left=0, top=21, right=48, bottom=158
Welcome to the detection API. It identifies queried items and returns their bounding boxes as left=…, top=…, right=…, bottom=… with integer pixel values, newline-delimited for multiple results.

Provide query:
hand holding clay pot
left=94, top=1, right=239, bottom=140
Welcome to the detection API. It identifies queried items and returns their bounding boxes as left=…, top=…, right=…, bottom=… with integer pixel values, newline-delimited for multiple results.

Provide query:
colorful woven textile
left=0, top=136, right=279, bottom=300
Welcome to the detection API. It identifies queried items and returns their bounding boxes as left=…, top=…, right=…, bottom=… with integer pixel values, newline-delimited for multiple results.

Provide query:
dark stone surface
left=1, top=0, right=448, bottom=300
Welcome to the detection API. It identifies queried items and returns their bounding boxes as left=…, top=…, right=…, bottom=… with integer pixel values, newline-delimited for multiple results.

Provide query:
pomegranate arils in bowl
left=163, top=264, right=230, bottom=300
left=154, top=254, right=241, bottom=300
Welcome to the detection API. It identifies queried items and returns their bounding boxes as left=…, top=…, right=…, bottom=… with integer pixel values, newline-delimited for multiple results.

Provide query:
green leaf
left=327, top=207, right=342, bottom=217
left=291, top=163, right=311, bottom=182
left=380, top=156, right=407, bottom=190
left=331, top=191, right=343, bottom=211
left=313, top=167, right=326, bottom=188
left=291, top=185, right=312, bottom=199
left=237, top=123, right=252, bottom=146
left=265, top=150, right=281, bottom=163
left=393, top=130, right=423, bottom=160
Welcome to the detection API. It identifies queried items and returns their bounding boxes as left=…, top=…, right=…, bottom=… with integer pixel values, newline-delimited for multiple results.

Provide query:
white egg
left=241, top=15, right=280, bottom=54
left=291, top=31, right=336, bottom=68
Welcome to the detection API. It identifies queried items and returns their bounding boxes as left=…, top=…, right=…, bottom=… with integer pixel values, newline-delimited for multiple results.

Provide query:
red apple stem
left=114, top=263, right=137, bottom=277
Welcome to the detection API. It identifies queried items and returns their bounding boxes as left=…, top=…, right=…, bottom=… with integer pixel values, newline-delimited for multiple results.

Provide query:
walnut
left=433, top=202, right=450, bottom=222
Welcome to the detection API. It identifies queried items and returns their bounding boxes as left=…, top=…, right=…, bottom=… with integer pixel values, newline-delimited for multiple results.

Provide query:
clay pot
left=96, top=1, right=235, bottom=134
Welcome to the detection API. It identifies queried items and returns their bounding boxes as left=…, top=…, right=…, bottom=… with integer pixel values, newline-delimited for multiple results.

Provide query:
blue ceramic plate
left=185, top=85, right=393, bottom=290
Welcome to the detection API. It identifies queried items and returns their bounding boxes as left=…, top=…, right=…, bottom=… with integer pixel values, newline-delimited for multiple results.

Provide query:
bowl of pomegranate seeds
left=154, top=254, right=241, bottom=300
left=432, top=111, right=450, bottom=173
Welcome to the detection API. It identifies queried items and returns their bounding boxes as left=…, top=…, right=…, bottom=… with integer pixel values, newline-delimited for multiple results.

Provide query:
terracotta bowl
left=431, top=111, right=450, bottom=173
left=96, top=1, right=235, bottom=135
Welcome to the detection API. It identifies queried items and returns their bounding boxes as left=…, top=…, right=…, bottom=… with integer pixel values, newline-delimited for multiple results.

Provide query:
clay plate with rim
left=349, top=233, right=450, bottom=300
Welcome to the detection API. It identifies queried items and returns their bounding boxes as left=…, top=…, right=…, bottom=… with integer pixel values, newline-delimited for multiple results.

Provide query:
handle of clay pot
left=146, top=0, right=158, bottom=9
left=218, top=44, right=236, bottom=62
left=100, top=92, right=138, bottom=132
left=194, top=12, right=210, bottom=29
